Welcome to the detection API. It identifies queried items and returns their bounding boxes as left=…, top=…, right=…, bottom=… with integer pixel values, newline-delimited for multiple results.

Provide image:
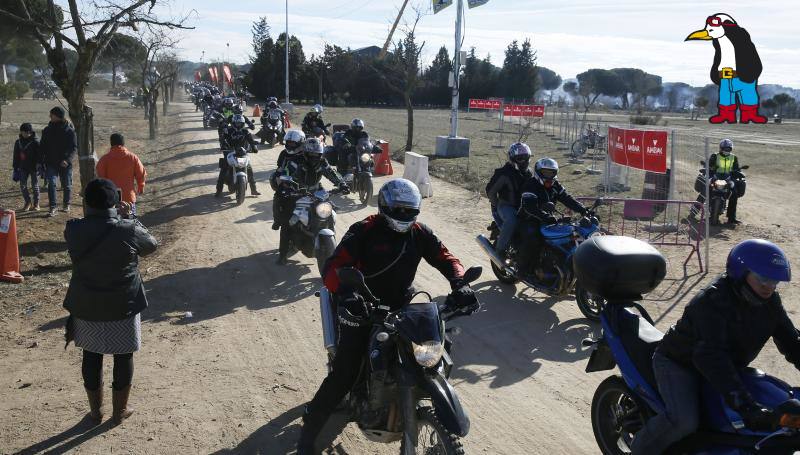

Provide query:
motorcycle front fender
left=421, top=370, right=470, bottom=437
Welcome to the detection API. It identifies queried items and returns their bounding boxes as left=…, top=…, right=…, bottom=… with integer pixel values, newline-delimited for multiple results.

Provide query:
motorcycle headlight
left=236, top=157, right=248, bottom=166
left=315, top=202, right=333, bottom=219
left=360, top=153, right=371, bottom=164
left=714, top=180, right=727, bottom=190
left=412, top=341, right=444, bottom=368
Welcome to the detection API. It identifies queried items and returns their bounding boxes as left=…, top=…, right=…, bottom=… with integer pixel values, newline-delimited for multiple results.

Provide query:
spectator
left=63, top=178, right=158, bottom=425
left=12, top=123, right=41, bottom=211
left=40, top=106, right=77, bottom=217
left=96, top=133, right=147, bottom=215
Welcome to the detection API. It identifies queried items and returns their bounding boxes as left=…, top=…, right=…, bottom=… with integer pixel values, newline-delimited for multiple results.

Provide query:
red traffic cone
left=253, top=104, right=262, bottom=118
left=0, top=210, right=24, bottom=283
left=374, top=141, right=393, bottom=176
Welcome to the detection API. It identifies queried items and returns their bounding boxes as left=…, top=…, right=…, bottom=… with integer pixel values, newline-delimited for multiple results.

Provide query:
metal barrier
left=577, top=197, right=705, bottom=272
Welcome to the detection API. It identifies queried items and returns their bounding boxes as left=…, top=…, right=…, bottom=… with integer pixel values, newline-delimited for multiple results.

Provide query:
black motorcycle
left=339, top=137, right=379, bottom=206
left=322, top=265, right=481, bottom=454
left=258, top=110, right=285, bottom=146
left=693, top=161, right=748, bottom=225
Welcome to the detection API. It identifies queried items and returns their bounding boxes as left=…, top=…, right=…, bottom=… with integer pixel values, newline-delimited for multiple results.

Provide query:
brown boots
left=112, top=385, right=134, bottom=424
left=85, top=387, right=104, bottom=422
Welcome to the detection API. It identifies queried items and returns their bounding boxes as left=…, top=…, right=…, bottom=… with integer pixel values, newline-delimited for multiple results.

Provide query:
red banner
left=222, top=64, right=233, bottom=85
left=194, top=71, right=201, bottom=82
left=208, top=67, right=217, bottom=83
left=468, top=99, right=501, bottom=110
left=502, top=104, right=546, bottom=117
left=607, top=126, right=668, bottom=174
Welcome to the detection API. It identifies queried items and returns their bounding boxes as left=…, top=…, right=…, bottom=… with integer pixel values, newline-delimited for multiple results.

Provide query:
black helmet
left=231, top=114, right=246, bottom=130
left=223, top=98, right=234, bottom=109
left=351, top=118, right=365, bottom=133
left=534, top=157, right=559, bottom=188
left=507, top=142, right=532, bottom=171
left=719, top=138, right=733, bottom=156
left=269, top=100, right=278, bottom=109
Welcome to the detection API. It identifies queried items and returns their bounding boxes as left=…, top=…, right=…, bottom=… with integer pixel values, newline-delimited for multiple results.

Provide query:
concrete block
left=402, top=152, right=433, bottom=198
left=435, top=136, right=471, bottom=158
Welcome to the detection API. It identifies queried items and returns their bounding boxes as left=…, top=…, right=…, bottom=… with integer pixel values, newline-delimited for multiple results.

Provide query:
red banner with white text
left=468, top=99, right=502, bottom=110
left=502, top=104, right=545, bottom=118
left=607, top=126, right=668, bottom=173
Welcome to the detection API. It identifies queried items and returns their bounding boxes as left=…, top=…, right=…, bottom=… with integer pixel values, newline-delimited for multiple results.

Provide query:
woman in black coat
left=12, top=123, right=41, bottom=211
left=63, top=178, right=158, bottom=424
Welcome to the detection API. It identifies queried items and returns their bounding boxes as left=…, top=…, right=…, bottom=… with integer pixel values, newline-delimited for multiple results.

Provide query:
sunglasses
left=751, top=271, right=779, bottom=287
left=706, top=16, right=736, bottom=27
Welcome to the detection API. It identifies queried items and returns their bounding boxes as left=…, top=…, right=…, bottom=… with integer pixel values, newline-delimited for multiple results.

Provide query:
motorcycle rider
left=486, top=142, right=533, bottom=258
left=296, top=178, right=480, bottom=454
left=693, top=138, right=743, bottom=225
left=301, top=104, right=329, bottom=138
left=516, top=158, right=587, bottom=276
left=274, top=138, right=348, bottom=264
left=630, top=239, right=798, bottom=454
left=270, top=129, right=306, bottom=230
left=337, top=118, right=370, bottom=172
left=261, top=100, right=287, bottom=145
left=215, top=114, right=260, bottom=198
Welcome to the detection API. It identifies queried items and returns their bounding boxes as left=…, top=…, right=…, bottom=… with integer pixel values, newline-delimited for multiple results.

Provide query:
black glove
left=450, top=285, right=479, bottom=314
left=739, top=402, right=776, bottom=432
left=336, top=292, right=370, bottom=328
left=339, top=182, right=350, bottom=194
left=544, top=215, right=558, bottom=225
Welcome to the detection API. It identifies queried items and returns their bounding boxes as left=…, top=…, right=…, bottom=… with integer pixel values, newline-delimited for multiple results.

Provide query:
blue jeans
left=631, top=352, right=700, bottom=454
left=46, top=164, right=72, bottom=209
left=19, top=169, right=40, bottom=204
left=495, top=203, right=519, bottom=254
left=719, top=77, right=759, bottom=106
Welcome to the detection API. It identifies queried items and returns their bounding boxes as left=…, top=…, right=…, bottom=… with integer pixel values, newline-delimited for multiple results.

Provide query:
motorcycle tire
left=399, top=407, right=464, bottom=455
left=359, top=175, right=373, bottom=206
left=315, top=235, right=336, bottom=276
left=235, top=177, right=247, bottom=206
left=571, top=139, right=587, bottom=157
left=489, top=239, right=519, bottom=285
left=591, top=375, right=648, bottom=455
left=574, top=284, right=603, bottom=321
left=203, top=117, right=209, bottom=129
left=710, top=198, right=723, bottom=226
left=268, top=136, right=276, bottom=148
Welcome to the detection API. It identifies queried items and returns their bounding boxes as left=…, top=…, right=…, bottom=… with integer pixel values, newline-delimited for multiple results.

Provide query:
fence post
left=704, top=136, right=710, bottom=270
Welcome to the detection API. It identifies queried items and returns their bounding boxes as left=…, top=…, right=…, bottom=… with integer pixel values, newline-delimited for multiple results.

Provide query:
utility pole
left=285, top=0, right=289, bottom=104
left=449, top=0, right=463, bottom=138
left=378, top=0, right=410, bottom=61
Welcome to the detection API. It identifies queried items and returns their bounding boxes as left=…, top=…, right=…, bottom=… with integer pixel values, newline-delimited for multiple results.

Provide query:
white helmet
left=378, top=179, right=422, bottom=233
left=534, top=157, right=559, bottom=188
left=284, top=129, right=305, bottom=154
left=312, top=104, right=323, bottom=114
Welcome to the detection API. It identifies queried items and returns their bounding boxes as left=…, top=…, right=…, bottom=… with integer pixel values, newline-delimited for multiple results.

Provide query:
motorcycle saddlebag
left=694, top=174, right=707, bottom=194
left=735, top=178, right=746, bottom=197
left=573, top=236, right=666, bottom=300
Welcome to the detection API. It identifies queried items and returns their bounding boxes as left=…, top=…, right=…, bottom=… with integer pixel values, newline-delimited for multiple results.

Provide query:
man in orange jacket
left=96, top=133, right=146, bottom=216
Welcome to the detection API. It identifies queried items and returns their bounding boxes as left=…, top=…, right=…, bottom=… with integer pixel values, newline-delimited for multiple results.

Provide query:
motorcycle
left=258, top=110, right=284, bottom=146
left=316, top=265, right=482, bottom=454
left=204, top=108, right=221, bottom=130
left=129, top=94, right=144, bottom=108
left=219, top=146, right=254, bottom=206
left=340, top=137, right=378, bottom=206
left=475, top=198, right=606, bottom=321
left=576, top=235, right=800, bottom=454
left=276, top=176, right=341, bottom=273
left=693, top=161, right=749, bottom=225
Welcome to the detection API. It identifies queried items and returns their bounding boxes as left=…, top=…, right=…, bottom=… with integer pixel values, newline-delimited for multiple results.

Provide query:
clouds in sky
left=67, top=0, right=800, bottom=87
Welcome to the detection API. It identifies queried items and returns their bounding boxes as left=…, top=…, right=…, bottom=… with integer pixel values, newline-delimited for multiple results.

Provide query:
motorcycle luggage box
left=573, top=236, right=666, bottom=300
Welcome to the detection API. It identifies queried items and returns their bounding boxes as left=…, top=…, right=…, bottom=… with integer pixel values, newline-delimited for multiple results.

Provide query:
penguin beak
left=685, top=29, right=711, bottom=41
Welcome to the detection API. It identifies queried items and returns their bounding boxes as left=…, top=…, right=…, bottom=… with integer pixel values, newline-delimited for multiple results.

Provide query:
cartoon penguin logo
left=686, top=14, right=767, bottom=124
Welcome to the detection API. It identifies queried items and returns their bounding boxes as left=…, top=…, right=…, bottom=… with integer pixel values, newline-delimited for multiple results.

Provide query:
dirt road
left=2, top=99, right=799, bottom=454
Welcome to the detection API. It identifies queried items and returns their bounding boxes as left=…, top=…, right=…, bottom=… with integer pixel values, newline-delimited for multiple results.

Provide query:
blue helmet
left=726, top=239, right=791, bottom=283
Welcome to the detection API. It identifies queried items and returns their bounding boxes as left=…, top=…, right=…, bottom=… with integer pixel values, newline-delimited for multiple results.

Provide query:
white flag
left=467, top=0, right=489, bottom=7
left=433, top=0, right=453, bottom=14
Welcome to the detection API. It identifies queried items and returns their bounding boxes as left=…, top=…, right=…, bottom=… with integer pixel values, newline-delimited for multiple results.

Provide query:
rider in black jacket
left=486, top=142, right=533, bottom=257
left=270, top=129, right=306, bottom=230
left=515, top=158, right=586, bottom=274
left=631, top=239, right=798, bottom=454
left=301, top=104, right=329, bottom=137
left=215, top=115, right=260, bottom=197
left=296, top=178, right=479, bottom=454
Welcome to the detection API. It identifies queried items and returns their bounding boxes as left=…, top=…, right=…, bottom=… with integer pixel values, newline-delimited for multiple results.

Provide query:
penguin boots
left=709, top=104, right=738, bottom=124
left=739, top=104, right=768, bottom=124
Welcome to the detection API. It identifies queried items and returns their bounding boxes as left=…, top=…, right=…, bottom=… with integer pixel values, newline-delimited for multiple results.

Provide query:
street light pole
left=449, top=0, right=463, bottom=138
left=285, top=0, right=290, bottom=104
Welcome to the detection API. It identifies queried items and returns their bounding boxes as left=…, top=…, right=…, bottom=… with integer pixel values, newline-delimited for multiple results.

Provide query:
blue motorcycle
left=476, top=198, right=606, bottom=320
left=575, top=235, right=800, bottom=454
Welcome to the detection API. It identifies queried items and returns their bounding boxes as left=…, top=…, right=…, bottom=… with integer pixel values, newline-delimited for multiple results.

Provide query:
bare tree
left=370, top=8, right=425, bottom=152
left=134, top=27, right=181, bottom=139
left=0, top=0, right=193, bottom=191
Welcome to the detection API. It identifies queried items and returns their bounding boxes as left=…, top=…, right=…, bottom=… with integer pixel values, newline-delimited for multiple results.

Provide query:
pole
left=285, top=0, right=289, bottom=104
left=379, top=0, right=410, bottom=60
left=668, top=129, right=676, bottom=200
left=704, top=136, right=710, bottom=270
left=449, top=0, right=464, bottom=138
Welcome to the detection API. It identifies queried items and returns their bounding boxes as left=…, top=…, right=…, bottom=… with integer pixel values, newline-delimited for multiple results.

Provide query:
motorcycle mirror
left=461, top=266, right=482, bottom=284
left=337, top=267, right=365, bottom=289
left=740, top=165, right=750, bottom=170
left=325, top=123, right=332, bottom=127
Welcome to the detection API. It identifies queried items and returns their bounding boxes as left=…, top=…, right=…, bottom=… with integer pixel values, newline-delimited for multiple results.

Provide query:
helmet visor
left=751, top=271, right=780, bottom=287
left=385, top=206, right=420, bottom=222
left=538, top=168, right=558, bottom=180
left=512, top=155, right=530, bottom=166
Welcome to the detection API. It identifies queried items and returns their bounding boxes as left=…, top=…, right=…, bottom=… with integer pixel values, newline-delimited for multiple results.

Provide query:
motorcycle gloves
left=338, top=182, right=351, bottom=195
left=739, top=402, right=776, bottom=432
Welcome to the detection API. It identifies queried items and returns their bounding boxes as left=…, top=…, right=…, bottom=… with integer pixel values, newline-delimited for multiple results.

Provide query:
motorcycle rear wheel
left=399, top=407, right=464, bottom=455
left=571, top=139, right=587, bottom=157
left=489, top=238, right=519, bottom=285
left=591, top=375, right=647, bottom=455
left=575, top=284, right=604, bottom=321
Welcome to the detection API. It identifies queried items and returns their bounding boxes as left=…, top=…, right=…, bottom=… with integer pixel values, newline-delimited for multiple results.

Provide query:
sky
left=61, top=0, right=800, bottom=87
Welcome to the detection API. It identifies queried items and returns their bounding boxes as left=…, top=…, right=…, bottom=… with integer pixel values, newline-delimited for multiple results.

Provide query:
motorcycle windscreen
left=396, top=303, right=443, bottom=345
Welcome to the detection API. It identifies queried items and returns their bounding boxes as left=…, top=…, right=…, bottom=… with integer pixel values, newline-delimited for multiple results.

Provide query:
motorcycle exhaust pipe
left=475, top=235, right=506, bottom=269
left=319, top=287, right=337, bottom=356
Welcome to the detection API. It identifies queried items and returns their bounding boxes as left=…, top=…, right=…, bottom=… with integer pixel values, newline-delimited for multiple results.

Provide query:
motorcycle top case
left=573, top=236, right=666, bottom=300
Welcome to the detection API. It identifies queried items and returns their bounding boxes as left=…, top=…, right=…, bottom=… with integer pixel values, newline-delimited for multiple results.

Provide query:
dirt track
left=2, top=99, right=800, bottom=454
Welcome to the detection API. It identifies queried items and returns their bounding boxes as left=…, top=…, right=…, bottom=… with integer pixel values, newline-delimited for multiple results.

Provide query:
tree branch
left=67, top=0, right=87, bottom=44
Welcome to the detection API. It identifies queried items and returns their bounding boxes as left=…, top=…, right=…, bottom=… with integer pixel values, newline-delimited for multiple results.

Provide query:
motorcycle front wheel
left=315, top=235, right=336, bottom=275
left=235, top=177, right=247, bottom=206
left=359, top=175, right=373, bottom=206
left=400, top=407, right=464, bottom=455
left=591, top=375, right=647, bottom=455
left=575, top=284, right=603, bottom=321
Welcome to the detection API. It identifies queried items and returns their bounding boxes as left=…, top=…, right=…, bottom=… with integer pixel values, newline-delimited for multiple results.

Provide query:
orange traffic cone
left=0, top=209, right=24, bottom=283
left=374, top=141, right=393, bottom=176
left=253, top=104, right=262, bottom=118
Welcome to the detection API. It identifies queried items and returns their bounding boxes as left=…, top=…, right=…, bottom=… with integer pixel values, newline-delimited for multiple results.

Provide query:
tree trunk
left=69, top=101, right=97, bottom=196
left=112, top=63, right=117, bottom=89
left=404, top=92, right=413, bottom=151
left=148, top=96, right=157, bottom=140
left=162, top=84, right=168, bottom=117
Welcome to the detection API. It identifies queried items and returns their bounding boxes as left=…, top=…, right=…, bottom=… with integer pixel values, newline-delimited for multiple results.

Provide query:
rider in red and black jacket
left=297, top=178, right=478, bottom=454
